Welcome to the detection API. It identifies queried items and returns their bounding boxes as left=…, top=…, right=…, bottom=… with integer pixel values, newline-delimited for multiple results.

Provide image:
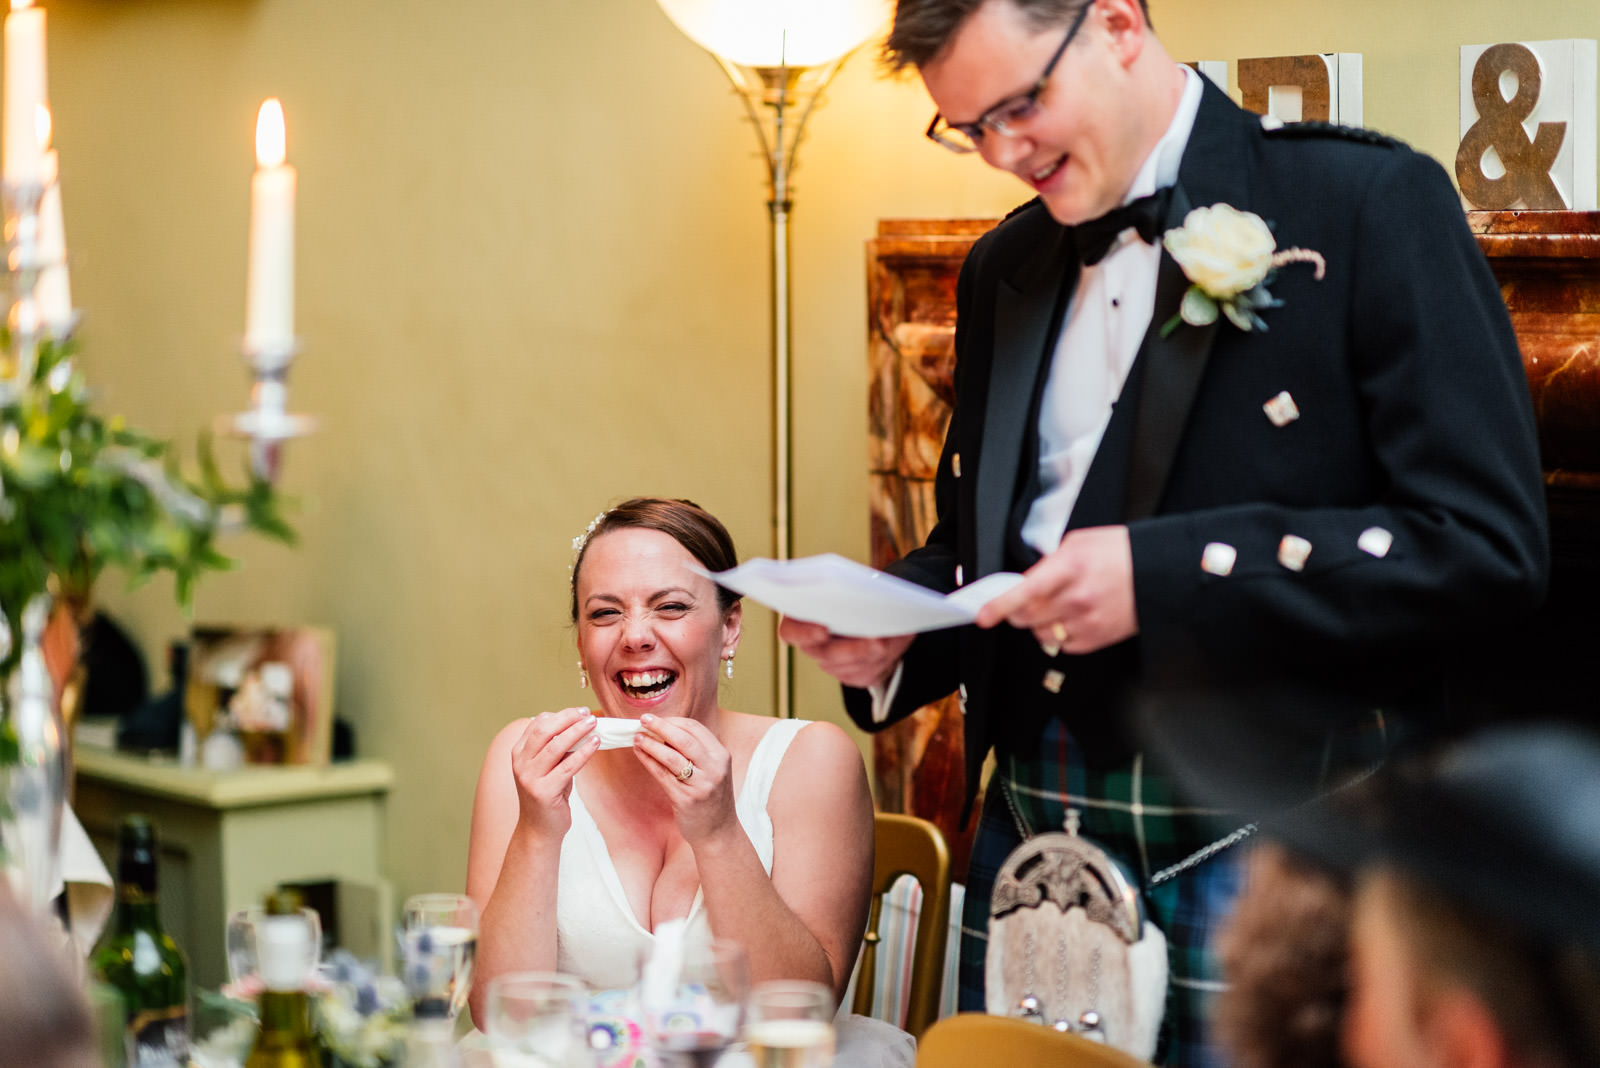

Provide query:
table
left=73, top=746, right=394, bottom=988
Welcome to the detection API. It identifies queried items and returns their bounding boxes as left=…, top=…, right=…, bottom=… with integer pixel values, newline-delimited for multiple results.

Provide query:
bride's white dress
left=556, top=717, right=915, bottom=1067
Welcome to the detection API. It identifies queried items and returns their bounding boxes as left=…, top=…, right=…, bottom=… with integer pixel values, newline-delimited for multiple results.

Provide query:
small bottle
left=91, top=814, right=190, bottom=1067
left=246, top=890, right=324, bottom=1068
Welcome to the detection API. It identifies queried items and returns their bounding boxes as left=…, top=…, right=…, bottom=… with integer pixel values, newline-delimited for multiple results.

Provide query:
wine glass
left=746, top=981, right=835, bottom=1068
left=636, top=936, right=749, bottom=1068
left=401, top=892, right=480, bottom=1021
left=224, top=904, right=322, bottom=998
left=484, top=972, right=593, bottom=1068
left=188, top=988, right=261, bottom=1068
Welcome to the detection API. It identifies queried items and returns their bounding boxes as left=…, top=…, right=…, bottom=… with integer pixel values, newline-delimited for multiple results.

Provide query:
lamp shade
left=656, top=0, right=890, bottom=69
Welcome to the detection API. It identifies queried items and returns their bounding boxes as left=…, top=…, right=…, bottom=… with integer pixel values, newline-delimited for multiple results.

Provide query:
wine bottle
left=91, top=814, right=190, bottom=1067
left=246, top=890, right=324, bottom=1068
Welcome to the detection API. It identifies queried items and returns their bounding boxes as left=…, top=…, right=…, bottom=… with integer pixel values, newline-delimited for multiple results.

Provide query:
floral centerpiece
left=314, top=951, right=411, bottom=1068
left=0, top=333, right=293, bottom=658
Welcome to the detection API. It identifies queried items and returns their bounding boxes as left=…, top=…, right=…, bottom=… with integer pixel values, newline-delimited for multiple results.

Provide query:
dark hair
left=569, top=497, right=740, bottom=623
left=883, top=0, right=1151, bottom=73
left=1216, top=845, right=1351, bottom=1068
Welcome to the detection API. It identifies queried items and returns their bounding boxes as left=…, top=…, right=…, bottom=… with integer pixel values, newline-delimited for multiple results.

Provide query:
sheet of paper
left=691, top=554, right=1024, bottom=637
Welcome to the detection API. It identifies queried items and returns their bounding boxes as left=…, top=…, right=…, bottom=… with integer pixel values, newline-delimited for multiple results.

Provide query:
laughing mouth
left=618, top=670, right=677, bottom=699
left=1031, top=156, right=1066, bottom=184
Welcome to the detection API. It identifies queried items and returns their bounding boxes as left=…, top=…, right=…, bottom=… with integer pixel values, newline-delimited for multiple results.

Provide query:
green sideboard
left=74, top=747, right=394, bottom=989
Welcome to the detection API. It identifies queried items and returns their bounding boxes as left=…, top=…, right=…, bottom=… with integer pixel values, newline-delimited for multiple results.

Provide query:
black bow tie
left=1072, top=185, right=1175, bottom=266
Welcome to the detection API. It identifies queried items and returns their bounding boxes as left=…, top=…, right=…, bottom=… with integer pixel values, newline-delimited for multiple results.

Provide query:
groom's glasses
left=925, top=0, right=1094, bottom=154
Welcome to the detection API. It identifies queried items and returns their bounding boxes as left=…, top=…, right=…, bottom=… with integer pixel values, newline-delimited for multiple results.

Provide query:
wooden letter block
left=1238, top=53, right=1363, bottom=125
left=1458, top=39, right=1597, bottom=210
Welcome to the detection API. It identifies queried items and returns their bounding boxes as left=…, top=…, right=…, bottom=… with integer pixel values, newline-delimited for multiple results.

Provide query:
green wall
left=38, top=0, right=1599, bottom=916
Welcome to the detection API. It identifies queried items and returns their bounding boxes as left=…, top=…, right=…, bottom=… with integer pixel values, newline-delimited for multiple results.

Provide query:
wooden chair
left=852, top=812, right=952, bottom=1039
left=917, top=1013, right=1153, bottom=1068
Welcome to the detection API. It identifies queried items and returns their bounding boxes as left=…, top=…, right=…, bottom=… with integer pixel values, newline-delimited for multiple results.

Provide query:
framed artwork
left=185, top=625, right=337, bottom=765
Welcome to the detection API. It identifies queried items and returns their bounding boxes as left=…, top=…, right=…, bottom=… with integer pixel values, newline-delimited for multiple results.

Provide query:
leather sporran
left=985, top=821, right=1167, bottom=1060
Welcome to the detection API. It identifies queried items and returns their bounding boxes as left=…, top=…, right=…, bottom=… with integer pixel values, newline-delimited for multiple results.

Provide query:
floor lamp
left=655, top=0, right=887, bottom=719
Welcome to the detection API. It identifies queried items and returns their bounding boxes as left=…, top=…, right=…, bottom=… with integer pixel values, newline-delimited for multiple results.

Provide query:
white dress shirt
left=1019, top=65, right=1204, bottom=554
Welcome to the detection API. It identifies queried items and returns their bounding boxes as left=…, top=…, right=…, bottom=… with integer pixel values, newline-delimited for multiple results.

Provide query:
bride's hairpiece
left=570, top=510, right=610, bottom=572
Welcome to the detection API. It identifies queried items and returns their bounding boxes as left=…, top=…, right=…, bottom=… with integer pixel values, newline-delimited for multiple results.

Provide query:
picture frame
left=185, top=624, right=337, bottom=766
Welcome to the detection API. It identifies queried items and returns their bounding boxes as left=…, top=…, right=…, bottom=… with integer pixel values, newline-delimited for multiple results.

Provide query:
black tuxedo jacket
left=845, top=79, right=1548, bottom=811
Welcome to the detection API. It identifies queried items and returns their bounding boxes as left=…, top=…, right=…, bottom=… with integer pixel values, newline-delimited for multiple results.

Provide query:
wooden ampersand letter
left=1457, top=43, right=1568, bottom=209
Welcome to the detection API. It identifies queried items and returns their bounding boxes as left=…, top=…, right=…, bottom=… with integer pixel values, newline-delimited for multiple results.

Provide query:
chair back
left=852, top=812, right=952, bottom=1039
left=917, top=1013, right=1152, bottom=1067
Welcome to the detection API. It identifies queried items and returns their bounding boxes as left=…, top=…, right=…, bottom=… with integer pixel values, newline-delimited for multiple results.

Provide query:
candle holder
left=221, top=339, right=317, bottom=485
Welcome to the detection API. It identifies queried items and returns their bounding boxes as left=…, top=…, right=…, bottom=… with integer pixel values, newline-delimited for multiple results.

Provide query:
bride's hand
left=634, top=713, right=736, bottom=843
left=509, top=707, right=600, bottom=836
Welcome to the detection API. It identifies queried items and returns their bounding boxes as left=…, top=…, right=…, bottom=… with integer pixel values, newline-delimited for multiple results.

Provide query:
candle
left=36, top=153, right=69, bottom=332
left=33, top=104, right=69, bottom=332
left=245, top=97, right=296, bottom=355
left=3, top=0, right=47, bottom=185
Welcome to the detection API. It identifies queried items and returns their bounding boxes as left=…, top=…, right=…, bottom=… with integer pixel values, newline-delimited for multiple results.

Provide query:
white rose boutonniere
left=1160, top=203, right=1326, bottom=336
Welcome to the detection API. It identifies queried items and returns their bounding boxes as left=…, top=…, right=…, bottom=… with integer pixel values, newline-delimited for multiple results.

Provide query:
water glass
left=746, top=981, right=835, bottom=1068
left=188, top=988, right=261, bottom=1068
left=402, top=892, right=480, bottom=1020
left=484, top=972, right=592, bottom=1068
left=225, top=904, right=322, bottom=997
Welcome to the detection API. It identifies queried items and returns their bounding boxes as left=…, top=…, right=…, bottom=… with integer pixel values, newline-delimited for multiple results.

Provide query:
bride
left=466, top=497, right=881, bottom=1031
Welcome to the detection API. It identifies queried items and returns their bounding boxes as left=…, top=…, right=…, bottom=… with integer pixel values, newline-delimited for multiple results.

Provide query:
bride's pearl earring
left=723, top=654, right=735, bottom=680
left=578, top=661, right=589, bottom=689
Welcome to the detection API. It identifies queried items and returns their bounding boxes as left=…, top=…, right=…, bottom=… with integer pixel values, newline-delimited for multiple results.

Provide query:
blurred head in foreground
left=1290, top=725, right=1600, bottom=1068
left=1138, top=691, right=1600, bottom=1068
left=0, top=881, right=98, bottom=1068
left=1216, top=843, right=1352, bottom=1068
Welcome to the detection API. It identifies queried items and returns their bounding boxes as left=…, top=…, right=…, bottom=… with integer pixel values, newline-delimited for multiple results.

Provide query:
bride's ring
left=677, top=763, right=696, bottom=782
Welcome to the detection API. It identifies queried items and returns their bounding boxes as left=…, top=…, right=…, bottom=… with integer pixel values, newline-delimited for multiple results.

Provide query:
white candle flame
left=10, top=0, right=34, bottom=11
left=255, top=98, right=286, bottom=168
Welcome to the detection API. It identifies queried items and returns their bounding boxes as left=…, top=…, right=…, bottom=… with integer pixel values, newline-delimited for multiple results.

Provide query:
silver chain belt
left=997, top=757, right=1380, bottom=887
left=997, top=776, right=1251, bottom=886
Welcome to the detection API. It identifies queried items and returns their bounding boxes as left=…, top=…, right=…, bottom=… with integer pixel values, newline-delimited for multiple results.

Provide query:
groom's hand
left=779, top=618, right=913, bottom=690
left=976, top=524, right=1139, bottom=654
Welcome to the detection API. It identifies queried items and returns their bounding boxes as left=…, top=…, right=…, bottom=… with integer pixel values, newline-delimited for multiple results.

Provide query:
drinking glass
left=402, top=892, right=481, bottom=1020
left=188, top=988, right=261, bottom=1068
left=746, top=981, right=835, bottom=1068
left=484, top=971, right=592, bottom=1068
left=636, top=937, right=749, bottom=1068
left=225, top=904, right=322, bottom=997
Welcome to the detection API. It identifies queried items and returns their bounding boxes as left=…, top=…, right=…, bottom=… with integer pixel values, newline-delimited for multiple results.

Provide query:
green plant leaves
left=0, top=333, right=297, bottom=679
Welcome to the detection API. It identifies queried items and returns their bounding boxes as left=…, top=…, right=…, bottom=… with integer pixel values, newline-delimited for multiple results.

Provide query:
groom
left=782, top=0, right=1548, bottom=1063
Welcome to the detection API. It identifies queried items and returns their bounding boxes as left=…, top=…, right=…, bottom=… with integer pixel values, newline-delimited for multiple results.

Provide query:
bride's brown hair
left=569, top=497, right=740, bottom=623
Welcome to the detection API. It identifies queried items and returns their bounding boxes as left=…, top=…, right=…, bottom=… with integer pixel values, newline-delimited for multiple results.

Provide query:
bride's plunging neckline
left=568, top=786, right=708, bottom=936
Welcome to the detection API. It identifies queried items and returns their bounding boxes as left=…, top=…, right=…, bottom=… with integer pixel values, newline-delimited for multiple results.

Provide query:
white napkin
left=53, top=804, right=114, bottom=956
left=639, top=918, right=687, bottom=1011
left=543, top=711, right=640, bottom=753
left=594, top=717, right=641, bottom=751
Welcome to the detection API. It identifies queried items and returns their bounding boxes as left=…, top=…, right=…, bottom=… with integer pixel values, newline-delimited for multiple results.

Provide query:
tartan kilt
left=957, top=720, right=1249, bottom=1068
